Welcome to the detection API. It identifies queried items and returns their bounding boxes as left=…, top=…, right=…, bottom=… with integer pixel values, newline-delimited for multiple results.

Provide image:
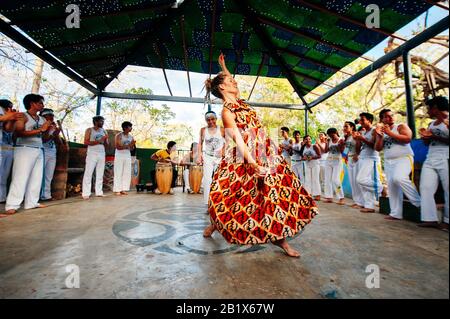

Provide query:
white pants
left=113, top=153, right=131, bottom=192
left=41, top=149, right=57, bottom=200
left=183, top=168, right=190, bottom=190
left=291, top=160, right=305, bottom=183
left=324, top=159, right=344, bottom=199
left=347, top=157, right=363, bottom=206
left=82, top=151, right=105, bottom=197
left=5, top=147, right=43, bottom=210
left=357, top=158, right=382, bottom=209
left=384, top=156, right=421, bottom=219
left=420, top=155, right=449, bottom=223
left=203, top=155, right=220, bottom=205
left=0, top=148, right=14, bottom=202
left=304, top=161, right=321, bottom=196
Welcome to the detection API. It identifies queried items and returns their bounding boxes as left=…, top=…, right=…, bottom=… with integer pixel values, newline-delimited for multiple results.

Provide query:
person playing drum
left=150, top=141, right=178, bottom=194
left=180, top=142, right=200, bottom=194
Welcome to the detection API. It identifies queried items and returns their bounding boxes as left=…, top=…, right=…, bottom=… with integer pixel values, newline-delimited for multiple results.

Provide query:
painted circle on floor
left=112, top=205, right=265, bottom=255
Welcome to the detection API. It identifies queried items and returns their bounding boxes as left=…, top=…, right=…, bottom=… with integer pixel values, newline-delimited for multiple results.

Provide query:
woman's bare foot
left=314, top=196, right=321, bottom=201
left=203, top=224, right=216, bottom=237
left=273, top=239, right=300, bottom=258
left=114, top=192, right=122, bottom=196
left=336, top=198, right=345, bottom=205
left=360, top=208, right=375, bottom=213
left=324, top=198, right=333, bottom=203
left=0, top=209, right=17, bottom=217
left=120, top=191, right=128, bottom=195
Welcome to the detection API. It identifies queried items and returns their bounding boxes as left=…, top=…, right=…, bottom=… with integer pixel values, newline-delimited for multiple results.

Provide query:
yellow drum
left=189, top=165, right=203, bottom=194
left=155, top=163, right=173, bottom=194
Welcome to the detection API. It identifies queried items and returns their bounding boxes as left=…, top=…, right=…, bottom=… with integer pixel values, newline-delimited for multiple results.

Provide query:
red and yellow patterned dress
left=208, top=99, right=318, bottom=245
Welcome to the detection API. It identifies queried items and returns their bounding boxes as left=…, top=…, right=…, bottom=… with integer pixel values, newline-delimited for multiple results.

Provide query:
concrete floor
left=0, top=189, right=448, bottom=299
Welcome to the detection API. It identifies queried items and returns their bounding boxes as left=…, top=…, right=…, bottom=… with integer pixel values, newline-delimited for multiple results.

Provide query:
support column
left=403, top=50, right=416, bottom=138
left=304, top=108, right=308, bottom=136
left=96, top=93, right=103, bottom=116
left=208, top=103, right=212, bottom=112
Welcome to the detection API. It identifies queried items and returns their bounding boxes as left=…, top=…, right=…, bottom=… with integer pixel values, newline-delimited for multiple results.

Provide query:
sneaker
left=169, top=189, right=174, bottom=195
left=154, top=189, right=161, bottom=195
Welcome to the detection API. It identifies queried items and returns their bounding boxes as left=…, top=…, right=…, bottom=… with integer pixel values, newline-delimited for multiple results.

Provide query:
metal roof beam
left=97, top=0, right=192, bottom=91
left=0, top=18, right=99, bottom=94
left=233, top=0, right=309, bottom=107
left=296, top=0, right=407, bottom=42
left=276, top=46, right=353, bottom=76
left=102, top=91, right=305, bottom=110
left=257, top=16, right=373, bottom=62
left=179, top=15, right=192, bottom=97
left=9, top=2, right=173, bottom=27
left=307, top=16, right=449, bottom=109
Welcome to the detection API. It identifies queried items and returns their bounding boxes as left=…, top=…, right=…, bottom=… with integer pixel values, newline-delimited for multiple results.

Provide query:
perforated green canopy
left=0, top=0, right=434, bottom=95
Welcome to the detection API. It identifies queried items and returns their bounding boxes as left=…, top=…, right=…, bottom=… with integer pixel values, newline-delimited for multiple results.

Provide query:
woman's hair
left=344, top=121, right=356, bottom=131
left=426, top=96, right=449, bottom=112
left=0, top=99, right=13, bottom=110
left=205, top=73, right=227, bottom=99
left=326, top=128, right=339, bottom=136
left=293, top=130, right=301, bottom=136
left=121, top=121, right=132, bottom=130
left=167, top=141, right=176, bottom=149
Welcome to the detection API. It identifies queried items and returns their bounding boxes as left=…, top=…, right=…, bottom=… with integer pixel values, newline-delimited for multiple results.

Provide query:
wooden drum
left=189, top=165, right=203, bottom=194
left=156, top=163, right=173, bottom=194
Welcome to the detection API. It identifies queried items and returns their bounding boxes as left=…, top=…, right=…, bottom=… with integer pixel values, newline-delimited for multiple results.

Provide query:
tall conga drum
left=189, top=165, right=203, bottom=194
left=155, top=162, right=173, bottom=194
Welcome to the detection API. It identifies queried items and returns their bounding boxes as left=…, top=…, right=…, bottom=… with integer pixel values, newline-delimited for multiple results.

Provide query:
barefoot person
left=113, top=121, right=136, bottom=196
left=417, top=96, right=449, bottom=230
left=316, top=131, right=328, bottom=192
left=374, top=109, right=421, bottom=220
left=323, top=128, right=345, bottom=205
left=3, top=94, right=51, bottom=216
left=82, top=116, right=108, bottom=199
left=354, top=113, right=383, bottom=213
left=181, top=142, right=199, bottom=194
left=197, top=111, right=224, bottom=204
left=343, top=121, right=363, bottom=209
left=279, top=127, right=293, bottom=166
left=203, top=53, right=318, bottom=258
left=291, top=130, right=304, bottom=183
left=39, top=108, right=63, bottom=201
left=0, top=99, right=20, bottom=203
left=301, top=135, right=321, bottom=201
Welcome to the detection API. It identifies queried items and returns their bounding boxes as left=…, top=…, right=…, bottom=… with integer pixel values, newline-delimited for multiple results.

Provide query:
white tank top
left=88, top=127, right=106, bottom=153
left=281, top=138, right=291, bottom=158
left=0, top=108, right=4, bottom=146
left=383, top=124, right=413, bottom=159
left=303, top=145, right=318, bottom=159
left=344, top=135, right=356, bottom=156
left=115, top=132, right=133, bottom=156
left=427, top=120, right=449, bottom=158
left=16, top=112, right=46, bottom=147
left=327, top=139, right=342, bottom=161
left=359, top=128, right=379, bottom=160
left=203, top=126, right=224, bottom=158
left=291, top=142, right=302, bottom=161
left=43, top=127, right=57, bottom=153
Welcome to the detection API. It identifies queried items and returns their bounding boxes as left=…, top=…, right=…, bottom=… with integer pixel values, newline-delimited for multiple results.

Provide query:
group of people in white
left=1, top=93, right=448, bottom=231
left=279, top=96, right=448, bottom=230
left=0, top=94, right=137, bottom=216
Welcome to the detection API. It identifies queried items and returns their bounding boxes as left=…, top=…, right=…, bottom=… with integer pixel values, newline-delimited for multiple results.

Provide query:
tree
left=101, top=87, right=175, bottom=148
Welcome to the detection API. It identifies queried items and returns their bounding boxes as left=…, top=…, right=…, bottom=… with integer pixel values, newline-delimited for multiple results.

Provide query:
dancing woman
left=203, top=53, right=318, bottom=257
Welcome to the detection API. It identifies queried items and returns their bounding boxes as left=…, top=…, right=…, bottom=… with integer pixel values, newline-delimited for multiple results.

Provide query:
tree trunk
left=31, top=58, right=44, bottom=93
